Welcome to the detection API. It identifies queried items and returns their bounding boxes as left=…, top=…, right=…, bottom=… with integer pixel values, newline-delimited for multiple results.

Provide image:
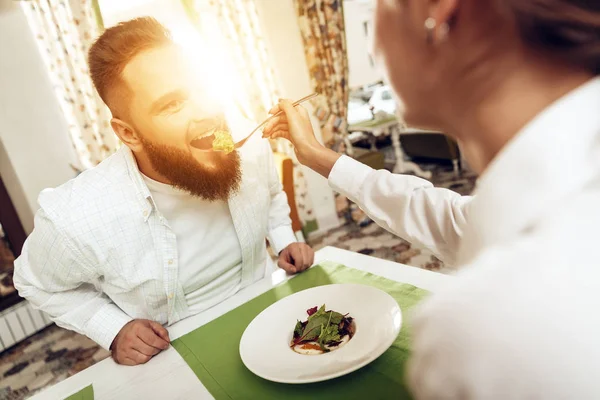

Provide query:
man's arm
left=13, top=208, right=133, bottom=350
left=14, top=208, right=170, bottom=365
left=329, top=155, right=472, bottom=265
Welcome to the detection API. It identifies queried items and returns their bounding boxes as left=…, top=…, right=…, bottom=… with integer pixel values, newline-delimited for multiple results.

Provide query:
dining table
left=31, top=246, right=451, bottom=400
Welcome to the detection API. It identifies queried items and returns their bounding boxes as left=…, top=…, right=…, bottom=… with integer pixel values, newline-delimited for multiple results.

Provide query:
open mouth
left=190, top=131, right=216, bottom=150
left=187, top=115, right=235, bottom=153
left=189, top=127, right=235, bottom=154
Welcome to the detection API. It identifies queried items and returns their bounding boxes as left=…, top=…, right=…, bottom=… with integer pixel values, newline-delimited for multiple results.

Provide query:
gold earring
left=425, top=17, right=436, bottom=44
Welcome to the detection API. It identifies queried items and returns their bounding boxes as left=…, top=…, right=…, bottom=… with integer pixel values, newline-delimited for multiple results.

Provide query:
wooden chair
left=272, top=152, right=304, bottom=239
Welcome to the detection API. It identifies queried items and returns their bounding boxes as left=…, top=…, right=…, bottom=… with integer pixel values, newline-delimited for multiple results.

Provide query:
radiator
left=0, top=300, right=52, bottom=352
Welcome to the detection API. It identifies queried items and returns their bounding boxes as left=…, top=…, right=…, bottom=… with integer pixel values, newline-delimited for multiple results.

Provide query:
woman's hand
left=263, top=99, right=341, bottom=177
left=262, top=99, right=321, bottom=164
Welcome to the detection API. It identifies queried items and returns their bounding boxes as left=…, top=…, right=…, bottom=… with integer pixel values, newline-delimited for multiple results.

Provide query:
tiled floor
left=0, top=326, right=109, bottom=400
left=0, top=156, right=476, bottom=400
left=1, top=226, right=18, bottom=305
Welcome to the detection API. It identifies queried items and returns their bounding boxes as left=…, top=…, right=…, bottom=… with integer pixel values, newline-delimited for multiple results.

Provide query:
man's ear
left=111, top=118, right=143, bottom=152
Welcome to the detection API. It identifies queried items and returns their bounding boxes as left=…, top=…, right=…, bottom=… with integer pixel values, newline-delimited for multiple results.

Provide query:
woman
left=264, top=0, right=600, bottom=398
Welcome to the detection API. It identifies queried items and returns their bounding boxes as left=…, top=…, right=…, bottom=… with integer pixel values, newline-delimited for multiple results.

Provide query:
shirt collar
left=122, top=146, right=155, bottom=221
left=459, top=77, right=600, bottom=263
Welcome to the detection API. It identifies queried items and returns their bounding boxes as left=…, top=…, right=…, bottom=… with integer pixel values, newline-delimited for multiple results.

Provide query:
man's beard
left=140, top=137, right=242, bottom=201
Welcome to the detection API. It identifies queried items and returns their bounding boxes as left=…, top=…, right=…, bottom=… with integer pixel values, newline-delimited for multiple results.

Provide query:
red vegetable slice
left=307, top=306, right=318, bottom=316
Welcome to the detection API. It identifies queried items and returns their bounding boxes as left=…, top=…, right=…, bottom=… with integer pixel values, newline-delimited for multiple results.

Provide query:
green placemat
left=172, top=262, right=429, bottom=399
left=64, top=384, right=93, bottom=400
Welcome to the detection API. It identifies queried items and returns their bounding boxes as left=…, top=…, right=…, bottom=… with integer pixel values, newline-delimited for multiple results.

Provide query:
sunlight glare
left=172, top=27, right=239, bottom=103
left=170, top=24, right=252, bottom=139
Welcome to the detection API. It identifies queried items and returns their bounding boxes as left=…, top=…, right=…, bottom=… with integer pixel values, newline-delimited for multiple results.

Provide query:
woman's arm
left=264, top=100, right=471, bottom=264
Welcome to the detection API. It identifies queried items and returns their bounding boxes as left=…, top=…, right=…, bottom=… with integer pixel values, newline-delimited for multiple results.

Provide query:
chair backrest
left=272, top=152, right=303, bottom=233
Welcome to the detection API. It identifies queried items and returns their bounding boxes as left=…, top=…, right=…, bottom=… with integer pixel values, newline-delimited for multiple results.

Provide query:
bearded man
left=14, top=17, right=314, bottom=366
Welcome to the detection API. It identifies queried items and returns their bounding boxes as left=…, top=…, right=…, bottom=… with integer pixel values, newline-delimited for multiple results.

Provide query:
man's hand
left=110, top=319, right=170, bottom=366
left=278, top=243, right=315, bottom=274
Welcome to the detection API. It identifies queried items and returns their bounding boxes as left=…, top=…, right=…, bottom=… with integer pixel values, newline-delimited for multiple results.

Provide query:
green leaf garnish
left=308, top=305, right=327, bottom=321
left=294, top=320, right=304, bottom=337
left=293, top=304, right=347, bottom=349
left=328, top=311, right=344, bottom=325
left=317, top=312, right=341, bottom=351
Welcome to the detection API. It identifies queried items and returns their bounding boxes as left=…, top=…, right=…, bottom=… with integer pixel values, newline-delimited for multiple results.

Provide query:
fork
left=231, top=93, right=319, bottom=150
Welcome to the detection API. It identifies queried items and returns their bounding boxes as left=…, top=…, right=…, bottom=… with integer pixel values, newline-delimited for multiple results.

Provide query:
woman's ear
left=428, top=0, right=459, bottom=43
left=111, top=118, right=143, bottom=151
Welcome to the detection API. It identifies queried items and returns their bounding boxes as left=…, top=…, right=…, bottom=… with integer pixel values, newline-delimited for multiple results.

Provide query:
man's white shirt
left=14, top=134, right=296, bottom=350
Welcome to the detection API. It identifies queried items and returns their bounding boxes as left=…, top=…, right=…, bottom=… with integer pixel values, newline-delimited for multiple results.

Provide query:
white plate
left=239, top=283, right=402, bottom=384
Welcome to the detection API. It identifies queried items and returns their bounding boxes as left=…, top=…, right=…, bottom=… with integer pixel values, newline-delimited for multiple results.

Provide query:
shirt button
left=143, top=211, right=148, bottom=217
left=168, top=293, right=174, bottom=299
left=168, top=259, right=173, bottom=265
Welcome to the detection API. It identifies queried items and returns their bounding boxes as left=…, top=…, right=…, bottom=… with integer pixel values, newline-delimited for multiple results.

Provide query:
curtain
left=294, top=0, right=349, bottom=146
left=182, top=0, right=319, bottom=235
left=22, top=0, right=117, bottom=172
left=293, top=0, right=358, bottom=224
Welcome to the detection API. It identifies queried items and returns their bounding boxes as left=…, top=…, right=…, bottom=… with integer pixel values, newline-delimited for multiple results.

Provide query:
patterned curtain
left=293, top=0, right=356, bottom=224
left=182, top=0, right=319, bottom=235
left=22, top=0, right=117, bottom=172
left=294, top=0, right=349, bottom=146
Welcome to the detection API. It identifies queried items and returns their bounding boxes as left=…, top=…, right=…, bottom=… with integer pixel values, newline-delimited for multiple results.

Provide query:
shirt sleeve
left=13, top=208, right=132, bottom=350
left=328, top=155, right=472, bottom=265
left=263, top=142, right=297, bottom=254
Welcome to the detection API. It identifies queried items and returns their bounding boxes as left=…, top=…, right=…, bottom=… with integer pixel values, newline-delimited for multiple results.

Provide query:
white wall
left=0, top=0, right=77, bottom=233
left=343, top=0, right=383, bottom=88
left=254, top=0, right=340, bottom=234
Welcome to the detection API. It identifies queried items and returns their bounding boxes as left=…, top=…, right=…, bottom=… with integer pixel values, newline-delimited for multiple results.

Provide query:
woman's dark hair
left=500, top=0, right=600, bottom=74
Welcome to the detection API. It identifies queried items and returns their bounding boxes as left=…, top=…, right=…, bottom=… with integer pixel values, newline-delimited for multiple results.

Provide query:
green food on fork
left=212, top=130, right=235, bottom=154
left=190, top=93, right=319, bottom=152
